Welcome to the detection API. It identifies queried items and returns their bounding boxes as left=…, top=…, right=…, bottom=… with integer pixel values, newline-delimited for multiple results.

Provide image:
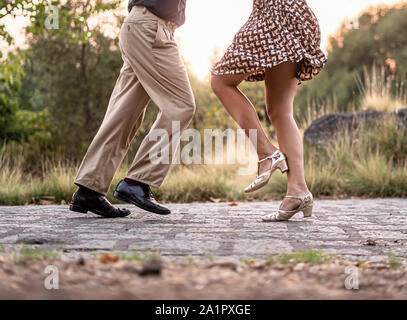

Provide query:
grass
left=1, top=64, right=406, bottom=205
left=154, top=165, right=248, bottom=203
left=84, top=249, right=162, bottom=263
left=388, top=252, right=403, bottom=269
left=267, top=250, right=332, bottom=266
left=182, top=255, right=196, bottom=264
left=298, top=95, right=343, bottom=131
left=357, top=65, right=406, bottom=113
left=0, top=115, right=406, bottom=205
left=117, top=249, right=161, bottom=262
left=201, top=251, right=215, bottom=262
left=10, top=244, right=62, bottom=264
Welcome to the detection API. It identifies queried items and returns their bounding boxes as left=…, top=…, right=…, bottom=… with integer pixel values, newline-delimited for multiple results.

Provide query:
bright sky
left=3, top=0, right=405, bottom=79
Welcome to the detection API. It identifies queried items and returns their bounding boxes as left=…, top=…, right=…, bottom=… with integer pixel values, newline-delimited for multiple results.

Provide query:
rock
left=395, top=108, right=407, bottom=128
left=304, top=108, right=407, bottom=147
left=99, top=253, right=119, bottom=264
left=207, top=260, right=239, bottom=271
left=77, top=258, right=86, bottom=266
left=16, top=237, right=62, bottom=245
left=293, top=262, right=307, bottom=272
left=139, top=258, right=163, bottom=277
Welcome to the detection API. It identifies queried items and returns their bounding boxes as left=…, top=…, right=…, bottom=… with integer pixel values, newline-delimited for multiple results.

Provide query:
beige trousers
left=74, top=6, right=196, bottom=195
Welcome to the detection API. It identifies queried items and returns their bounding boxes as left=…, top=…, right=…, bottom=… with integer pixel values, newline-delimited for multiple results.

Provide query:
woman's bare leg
left=211, top=73, right=277, bottom=175
left=265, top=62, right=310, bottom=210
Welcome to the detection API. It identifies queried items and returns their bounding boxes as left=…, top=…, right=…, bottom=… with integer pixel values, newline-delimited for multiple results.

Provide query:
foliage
left=22, top=26, right=123, bottom=158
left=1, top=0, right=119, bottom=45
left=1, top=111, right=407, bottom=205
left=295, top=3, right=407, bottom=121
left=0, top=53, right=25, bottom=141
left=1, top=0, right=122, bottom=158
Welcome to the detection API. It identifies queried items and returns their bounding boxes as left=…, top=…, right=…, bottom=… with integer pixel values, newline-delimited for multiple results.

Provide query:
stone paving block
left=128, top=240, right=220, bottom=254
left=359, top=230, right=407, bottom=240
left=0, top=235, right=19, bottom=244
left=64, top=240, right=117, bottom=250
left=1, top=199, right=407, bottom=263
left=234, top=239, right=293, bottom=256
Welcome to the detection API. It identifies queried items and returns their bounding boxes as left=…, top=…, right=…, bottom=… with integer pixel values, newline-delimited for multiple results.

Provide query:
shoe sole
left=113, top=191, right=171, bottom=216
left=244, top=168, right=276, bottom=194
left=69, top=204, right=89, bottom=214
left=69, top=204, right=130, bottom=218
left=244, top=178, right=270, bottom=193
left=245, top=161, right=289, bottom=194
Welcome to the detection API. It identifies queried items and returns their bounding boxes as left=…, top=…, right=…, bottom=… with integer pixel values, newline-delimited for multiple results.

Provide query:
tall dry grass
left=1, top=115, right=406, bottom=205
left=1, top=66, right=406, bottom=205
left=357, top=65, right=406, bottom=113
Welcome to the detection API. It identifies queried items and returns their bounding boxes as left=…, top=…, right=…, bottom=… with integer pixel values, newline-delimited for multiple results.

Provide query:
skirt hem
left=211, top=51, right=327, bottom=82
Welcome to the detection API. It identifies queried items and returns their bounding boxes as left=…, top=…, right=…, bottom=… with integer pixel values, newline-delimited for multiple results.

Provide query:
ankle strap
left=258, top=150, right=282, bottom=164
left=285, top=192, right=312, bottom=200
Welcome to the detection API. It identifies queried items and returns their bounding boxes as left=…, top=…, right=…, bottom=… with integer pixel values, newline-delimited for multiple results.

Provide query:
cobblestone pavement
left=1, top=199, right=406, bottom=263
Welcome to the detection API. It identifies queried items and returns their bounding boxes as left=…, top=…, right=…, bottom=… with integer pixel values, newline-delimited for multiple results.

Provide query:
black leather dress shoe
left=113, top=180, right=171, bottom=215
left=69, top=191, right=131, bottom=218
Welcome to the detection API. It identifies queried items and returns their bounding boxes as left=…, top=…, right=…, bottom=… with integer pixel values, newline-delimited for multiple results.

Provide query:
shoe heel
left=277, top=160, right=289, bottom=173
left=69, top=204, right=88, bottom=214
left=302, top=205, right=313, bottom=218
left=114, top=191, right=127, bottom=203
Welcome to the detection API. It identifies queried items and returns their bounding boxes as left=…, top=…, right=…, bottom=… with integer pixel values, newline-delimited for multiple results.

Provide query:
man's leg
left=111, top=11, right=195, bottom=215
left=74, top=57, right=150, bottom=195
left=119, top=18, right=196, bottom=188
left=70, top=54, right=149, bottom=217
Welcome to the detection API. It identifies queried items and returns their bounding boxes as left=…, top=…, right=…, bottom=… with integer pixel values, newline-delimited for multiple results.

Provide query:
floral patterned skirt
left=212, top=0, right=328, bottom=82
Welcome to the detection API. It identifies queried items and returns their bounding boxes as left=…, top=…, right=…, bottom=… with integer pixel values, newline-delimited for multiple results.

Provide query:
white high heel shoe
left=262, top=192, right=314, bottom=222
left=244, top=150, right=288, bottom=193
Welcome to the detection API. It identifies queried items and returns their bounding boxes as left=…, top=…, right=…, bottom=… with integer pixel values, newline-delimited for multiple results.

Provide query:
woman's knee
left=211, top=74, right=237, bottom=97
left=210, top=75, right=225, bottom=96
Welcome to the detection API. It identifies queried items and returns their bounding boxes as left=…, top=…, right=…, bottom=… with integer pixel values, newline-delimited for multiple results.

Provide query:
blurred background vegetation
left=1, top=1, right=407, bottom=205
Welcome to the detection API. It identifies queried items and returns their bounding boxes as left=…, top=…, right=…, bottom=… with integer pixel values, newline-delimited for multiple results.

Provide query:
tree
left=1, top=0, right=122, bottom=160
left=0, top=53, right=24, bottom=141
left=1, top=0, right=120, bottom=46
left=295, top=3, right=407, bottom=120
left=20, top=21, right=123, bottom=159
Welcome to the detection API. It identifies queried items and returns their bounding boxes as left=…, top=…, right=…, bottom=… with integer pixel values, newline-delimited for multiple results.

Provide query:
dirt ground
left=1, top=255, right=406, bottom=300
